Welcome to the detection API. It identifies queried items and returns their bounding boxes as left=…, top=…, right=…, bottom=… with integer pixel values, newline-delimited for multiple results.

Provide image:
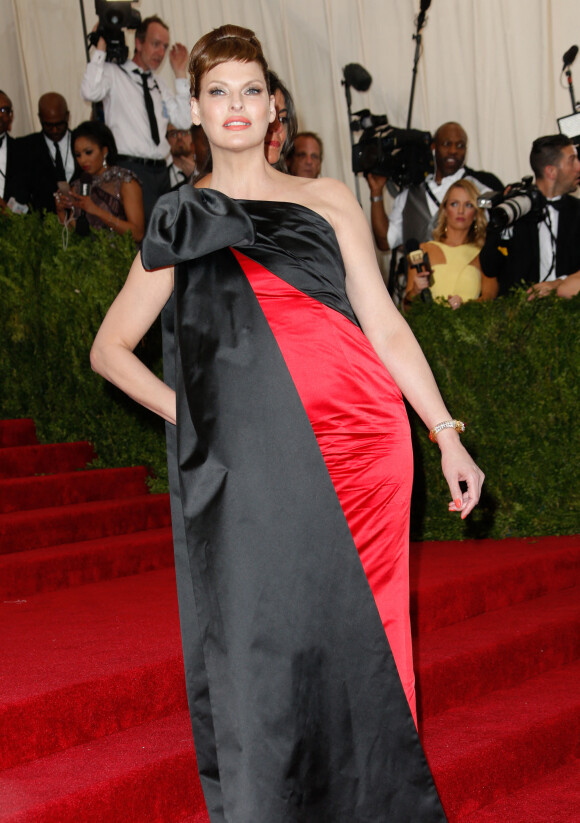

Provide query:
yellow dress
left=428, top=241, right=481, bottom=302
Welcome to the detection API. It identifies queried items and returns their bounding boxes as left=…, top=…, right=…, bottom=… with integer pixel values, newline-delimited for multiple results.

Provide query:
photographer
left=367, top=121, right=502, bottom=251
left=80, top=14, right=190, bottom=221
left=480, top=135, right=580, bottom=295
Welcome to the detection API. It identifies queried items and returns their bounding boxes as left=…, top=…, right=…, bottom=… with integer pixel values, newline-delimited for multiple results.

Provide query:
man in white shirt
left=366, top=122, right=502, bottom=250
left=166, top=124, right=197, bottom=188
left=81, top=14, right=190, bottom=220
left=480, top=134, right=580, bottom=295
left=0, top=90, right=18, bottom=210
left=16, top=93, right=77, bottom=213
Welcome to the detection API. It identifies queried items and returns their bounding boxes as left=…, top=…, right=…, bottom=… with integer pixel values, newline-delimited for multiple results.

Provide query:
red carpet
left=1, top=418, right=578, bottom=822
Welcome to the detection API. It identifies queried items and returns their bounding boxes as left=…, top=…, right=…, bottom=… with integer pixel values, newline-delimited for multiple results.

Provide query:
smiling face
left=264, top=89, right=288, bottom=165
left=444, top=185, right=476, bottom=231
left=191, top=60, right=274, bottom=155
left=73, top=136, right=107, bottom=175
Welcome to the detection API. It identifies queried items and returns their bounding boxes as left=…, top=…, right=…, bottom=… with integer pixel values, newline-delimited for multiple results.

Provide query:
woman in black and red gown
left=91, top=24, right=484, bottom=823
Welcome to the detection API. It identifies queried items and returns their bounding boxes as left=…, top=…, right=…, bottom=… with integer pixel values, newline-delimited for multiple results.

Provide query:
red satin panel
left=234, top=249, right=417, bottom=720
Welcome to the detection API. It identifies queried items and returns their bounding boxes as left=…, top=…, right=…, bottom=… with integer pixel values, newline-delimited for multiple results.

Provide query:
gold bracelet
left=429, top=419, right=466, bottom=443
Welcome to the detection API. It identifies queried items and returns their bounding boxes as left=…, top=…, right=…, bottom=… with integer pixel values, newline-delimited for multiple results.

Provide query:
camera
left=88, top=1, right=141, bottom=64
left=351, top=110, right=433, bottom=190
left=477, top=176, right=545, bottom=229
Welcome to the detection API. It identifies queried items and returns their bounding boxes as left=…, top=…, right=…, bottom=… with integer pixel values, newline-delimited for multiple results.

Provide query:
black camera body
left=477, top=176, right=546, bottom=229
left=88, top=0, right=141, bottom=64
left=351, top=111, right=433, bottom=190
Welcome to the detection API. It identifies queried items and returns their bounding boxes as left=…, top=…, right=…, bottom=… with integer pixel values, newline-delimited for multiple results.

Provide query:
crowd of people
left=2, top=14, right=579, bottom=298
left=368, top=122, right=580, bottom=304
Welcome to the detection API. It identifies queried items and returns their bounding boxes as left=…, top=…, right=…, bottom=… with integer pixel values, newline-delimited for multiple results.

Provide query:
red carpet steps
left=0, top=418, right=578, bottom=822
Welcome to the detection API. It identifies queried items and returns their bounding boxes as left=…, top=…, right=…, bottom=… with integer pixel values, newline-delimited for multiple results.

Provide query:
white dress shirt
left=0, top=133, right=7, bottom=199
left=80, top=50, right=191, bottom=161
left=43, top=130, right=75, bottom=182
left=387, top=167, right=488, bottom=249
left=168, top=162, right=189, bottom=188
left=538, top=199, right=560, bottom=282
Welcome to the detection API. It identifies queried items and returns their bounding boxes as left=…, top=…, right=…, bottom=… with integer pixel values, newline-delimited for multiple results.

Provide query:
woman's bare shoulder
left=283, top=177, right=360, bottom=229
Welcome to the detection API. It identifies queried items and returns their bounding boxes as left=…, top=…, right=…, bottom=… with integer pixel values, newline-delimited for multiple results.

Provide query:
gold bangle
left=429, top=419, right=465, bottom=443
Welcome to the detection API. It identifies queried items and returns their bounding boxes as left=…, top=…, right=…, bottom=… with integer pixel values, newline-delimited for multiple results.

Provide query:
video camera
left=477, top=176, right=545, bottom=229
left=351, top=110, right=433, bottom=191
left=88, top=0, right=141, bottom=64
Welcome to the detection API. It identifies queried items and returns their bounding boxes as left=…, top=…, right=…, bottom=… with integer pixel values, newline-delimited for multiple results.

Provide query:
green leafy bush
left=405, top=293, right=580, bottom=538
left=0, top=212, right=167, bottom=490
left=1, top=211, right=578, bottom=537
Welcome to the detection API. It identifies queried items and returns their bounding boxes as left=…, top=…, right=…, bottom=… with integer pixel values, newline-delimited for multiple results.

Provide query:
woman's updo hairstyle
left=188, top=24, right=270, bottom=98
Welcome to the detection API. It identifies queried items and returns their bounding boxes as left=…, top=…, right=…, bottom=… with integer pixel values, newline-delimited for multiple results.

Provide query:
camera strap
left=539, top=204, right=558, bottom=282
left=424, top=182, right=441, bottom=209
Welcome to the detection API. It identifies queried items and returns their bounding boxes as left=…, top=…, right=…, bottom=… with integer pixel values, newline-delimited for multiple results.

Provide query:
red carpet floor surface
left=1, top=418, right=579, bottom=822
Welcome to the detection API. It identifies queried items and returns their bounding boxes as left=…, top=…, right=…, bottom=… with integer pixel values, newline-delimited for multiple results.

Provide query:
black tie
left=53, top=141, right=66, bottom=181
left=137, top=71, right=160, bottom=145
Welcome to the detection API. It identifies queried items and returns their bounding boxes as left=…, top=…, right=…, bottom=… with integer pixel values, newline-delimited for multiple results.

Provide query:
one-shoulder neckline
left=197, top=187, right=337, bottom=237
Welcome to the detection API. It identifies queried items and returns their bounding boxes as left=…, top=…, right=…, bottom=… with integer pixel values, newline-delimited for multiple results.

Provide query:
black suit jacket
left=480, top=194, right=580, bottom=294
left=16, top=131, right=77, bottom=213
left=2, top=134, right=29, bottom=205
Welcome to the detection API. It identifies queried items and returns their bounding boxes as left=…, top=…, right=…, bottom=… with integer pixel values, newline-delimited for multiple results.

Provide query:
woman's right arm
left=90, top=252, right=176, bottom=424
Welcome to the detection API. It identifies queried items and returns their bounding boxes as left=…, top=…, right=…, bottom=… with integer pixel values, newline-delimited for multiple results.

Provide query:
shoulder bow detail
left=141, top=187, right=255, bottom=270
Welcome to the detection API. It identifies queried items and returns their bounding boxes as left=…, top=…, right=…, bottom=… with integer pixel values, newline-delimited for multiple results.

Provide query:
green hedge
left=1, top=211, right=578, bottom=537
left=0, top=212, right=167, bottom=491
left=405, top=293, right=580, bottom=539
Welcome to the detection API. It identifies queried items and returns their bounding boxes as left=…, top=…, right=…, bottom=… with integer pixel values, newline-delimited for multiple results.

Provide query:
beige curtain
left=1, top=0, right=579, bottom=192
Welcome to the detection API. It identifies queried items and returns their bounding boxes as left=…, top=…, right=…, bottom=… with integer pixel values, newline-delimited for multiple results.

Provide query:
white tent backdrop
left=2, top=0, right=579, bottom=195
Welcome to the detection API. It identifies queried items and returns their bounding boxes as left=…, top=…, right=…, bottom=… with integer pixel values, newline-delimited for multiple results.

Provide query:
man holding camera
left=367, top=121, right=502, bottom=250
left=480, top=134, right=580, bottom=296
left=81, top=14, right=190, bottom=221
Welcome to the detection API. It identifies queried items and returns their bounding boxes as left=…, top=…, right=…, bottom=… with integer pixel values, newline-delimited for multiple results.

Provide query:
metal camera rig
left=350, top=111, right=433, bottom=193
left=477, top=177, right=545, bottom=230
left=87, top=0, right=142, bottom=64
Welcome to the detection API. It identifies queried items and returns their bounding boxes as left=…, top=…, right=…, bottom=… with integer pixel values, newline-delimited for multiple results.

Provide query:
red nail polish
left=454, top=498, right=462, bottom=508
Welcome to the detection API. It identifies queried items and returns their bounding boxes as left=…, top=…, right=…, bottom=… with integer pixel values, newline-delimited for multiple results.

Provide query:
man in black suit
left=0, top=90, right=28, bottom=211
left=17, top=93, right=78, bottom=213
left=480, top=134, right=580, bottom=295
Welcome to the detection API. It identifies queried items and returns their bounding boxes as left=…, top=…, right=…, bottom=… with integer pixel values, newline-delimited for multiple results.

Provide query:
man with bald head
left=17, top=92, right=77, bottom=213
left=367, top=121, right=502, bottom=250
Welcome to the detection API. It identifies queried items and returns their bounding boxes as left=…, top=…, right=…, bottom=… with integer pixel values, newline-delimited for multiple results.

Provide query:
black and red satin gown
left=142, top=187, right=446, bottom=823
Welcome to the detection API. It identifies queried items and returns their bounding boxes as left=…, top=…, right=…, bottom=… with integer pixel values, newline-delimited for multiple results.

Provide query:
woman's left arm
left=326, top=181, right=484, bottom=517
